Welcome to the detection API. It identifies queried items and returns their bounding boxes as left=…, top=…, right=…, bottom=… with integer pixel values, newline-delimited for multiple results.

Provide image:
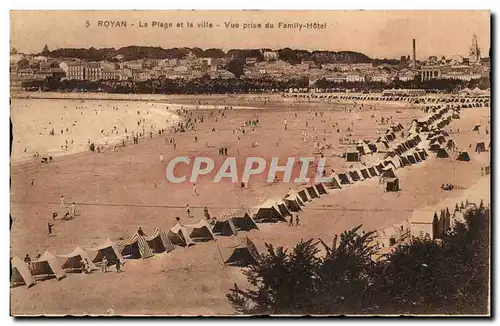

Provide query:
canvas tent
left=349, top=170, right=362, bottom=182
left=381, top=166, right=396, bottom=179
left=145, top=228, right=175, bottom=253
left=231, top=209, right=259, bottom=231
left=406, top=153, right=417, bottom=164
left=359, top=168, right=370, bottom=179
left=375, top=163, right=385, bottom=174
left=212, top=219, right=238, bottom=236
left=11, top=256, right=36, bottom=288
left=253, top=199, right=286, bottom=223
left=456, top=151, right=471, bottom=162
left=436, top=148, right=449, bottom=158
left=314, top=183, right=328, bottom=195
left=225, top=237, right=260, bottom=267
left=118, top=233, right=155, bottom=259
left=306, top=185, right=320, bottom=199
left=385, top=178, right=400, bottom=192
left=88, top=238, right=124, bottom=265
left=390, top=157, right=402, bottom=169
left=185, top=220, right=216, bottom=242
left=284, top=189, right=305, bottom=206
left=297, top=189, right=312, bottom=203
left=475, top=141, right=486, bottom=153
left=356, top=142, right=372, bottom=155
left=324, top=175, right=342, bottom=189
left=275, top=199, right=292, bottom=217
left=400, top=156, right=411, bottom=167
left=283, top=191, right=304, bottom=212
left=337, top=173, right=353, bottom=185
left=168, top=223, right=195, bottom=246
left=31, top=251, right=66, bottom=281
left=58, top=247, right=98, bottom=272
left=346, top=151, right=360, bottom=162
left=368, top=166, right=379, bottom=177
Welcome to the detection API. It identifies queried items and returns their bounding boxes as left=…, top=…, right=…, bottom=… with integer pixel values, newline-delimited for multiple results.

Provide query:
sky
left=10, top=10, right=490, bottom=59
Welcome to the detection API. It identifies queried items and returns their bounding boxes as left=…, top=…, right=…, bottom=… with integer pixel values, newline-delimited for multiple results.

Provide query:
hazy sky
left=10, top=10, right=490, bottom=59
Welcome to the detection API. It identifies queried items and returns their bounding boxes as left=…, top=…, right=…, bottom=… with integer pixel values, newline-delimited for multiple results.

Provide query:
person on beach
left=60, top=196, right=65, bottom=209
left=69, top=202, right=76, bottom=218
left=295, top=213, right=301, bottom=227
left=186, top=205, right=191, bottom=218
left=288, top=215, right=294, bottom=227
left=47, top=222, right=54, bottom=236
left=102, top=256, right=108, bottom=273
left=115, top=259, right=123, bottom=273
left=24, top=254, right=31, bottom=266
left=160, top=153, right=164, bottom=163
left=192, top=183, right=199, bottom=196
left=30, top=178, right=34, bottom=187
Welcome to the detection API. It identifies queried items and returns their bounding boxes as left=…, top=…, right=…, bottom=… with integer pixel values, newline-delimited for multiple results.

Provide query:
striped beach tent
left=118, top=233, right=154, bottom=259
left=145, top=228, right=175, bottom=254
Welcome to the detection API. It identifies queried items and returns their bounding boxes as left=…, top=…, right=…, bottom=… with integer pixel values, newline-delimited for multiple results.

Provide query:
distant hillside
left=39, top=46, right=374, bottom=64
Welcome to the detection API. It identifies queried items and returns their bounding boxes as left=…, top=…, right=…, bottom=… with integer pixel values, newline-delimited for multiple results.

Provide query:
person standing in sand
left=60, top=196, right=65, bottom=209
left=47, top=222, right=54, bottom=236
left=186, top=205, right=192, bottom=218
left=160, top=153, right=164, bottom=163
left=69, top=202, right=76, bottom=218
left=192, top=183, right=199, bottom=196
left=102, top=256, right=108, bottom=273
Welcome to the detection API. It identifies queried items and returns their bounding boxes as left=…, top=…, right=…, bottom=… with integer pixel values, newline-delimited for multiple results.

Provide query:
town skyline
left=11, top=10, right=490, bottom=59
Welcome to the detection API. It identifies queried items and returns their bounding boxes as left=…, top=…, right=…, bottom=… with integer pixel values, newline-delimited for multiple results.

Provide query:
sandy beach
left=10, top=93, right=490, bottom=315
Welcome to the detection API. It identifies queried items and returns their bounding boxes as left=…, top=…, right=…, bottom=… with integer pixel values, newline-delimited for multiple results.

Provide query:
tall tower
left=412, top=39, right=417, bottom=69
left=469, top=34, right=481, bottom=65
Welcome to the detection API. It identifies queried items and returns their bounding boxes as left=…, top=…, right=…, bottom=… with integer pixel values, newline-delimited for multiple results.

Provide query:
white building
left=263, top=51, right=278, bottom=61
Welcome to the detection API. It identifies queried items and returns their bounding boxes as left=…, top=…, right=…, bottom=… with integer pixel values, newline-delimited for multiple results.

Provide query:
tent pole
left=214, top=240, right=225, bottom=267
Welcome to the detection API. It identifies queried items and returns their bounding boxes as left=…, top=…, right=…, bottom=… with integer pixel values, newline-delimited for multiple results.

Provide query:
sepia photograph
left=9, top=10, right=491, bottom=316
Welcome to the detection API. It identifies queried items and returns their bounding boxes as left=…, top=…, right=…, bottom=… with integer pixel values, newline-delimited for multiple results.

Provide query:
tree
left=227, top=225, right=380, bottom=314
left=41, top=44, right=50, bottom=56
left=16, top=58, right=29, bottom=69
left=227, top=205, right=490, bottom=315
left=226, top=58, right=245, bottom=78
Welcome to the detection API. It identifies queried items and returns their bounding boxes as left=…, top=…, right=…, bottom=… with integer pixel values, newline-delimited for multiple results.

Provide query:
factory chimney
left=412, top=39, right=416, bottom=69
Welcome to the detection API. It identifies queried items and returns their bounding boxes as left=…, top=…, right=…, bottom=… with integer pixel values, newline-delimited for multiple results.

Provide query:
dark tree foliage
left=228, top=206, right=490, bottom=315
left=23, top=76, right=308, bottom=94
left=37, top=46, right=376, bottom=64
left=226, top=59, right=246, bottom=78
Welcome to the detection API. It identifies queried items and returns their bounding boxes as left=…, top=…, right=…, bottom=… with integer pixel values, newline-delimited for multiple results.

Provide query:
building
left=346, top=74, right=365, bottom=82
left=85, top=62, right=102, bottom=81
left=101, top=68, right=120, bottom=80
left=469, top=34, right=481, bottom=65
left=420, top=66, right=441, bottom=81
left=263, top=51, right=278, bottom=61
left=59, top=61, right=86, bottom=80
left=245, top=57, right=258, bottom=65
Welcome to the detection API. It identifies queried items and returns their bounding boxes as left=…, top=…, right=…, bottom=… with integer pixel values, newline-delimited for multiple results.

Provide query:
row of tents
left=11, top=104, right=467, bottom=289
left=11, top=216, right=263, bottom=288
left=283, top=93, right=489, bottom=106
